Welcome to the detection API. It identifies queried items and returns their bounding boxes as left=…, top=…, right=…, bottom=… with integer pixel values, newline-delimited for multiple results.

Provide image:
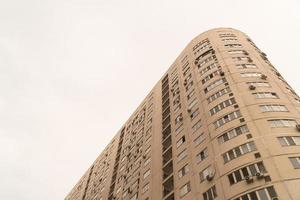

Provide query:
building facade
left=65, top=28, right=300, bottom=200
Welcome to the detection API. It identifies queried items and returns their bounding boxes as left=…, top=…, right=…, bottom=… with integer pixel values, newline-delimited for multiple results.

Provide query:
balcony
left=162, top=135, right=172, bottom=152
left=163, top=161, right=173, bottom=180
left=162, top=148, right=172, bottom=165
left=163, top=176, right=174, bottom=197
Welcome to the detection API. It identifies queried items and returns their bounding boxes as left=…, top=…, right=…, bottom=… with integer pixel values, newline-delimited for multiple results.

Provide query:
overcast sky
left=1, top=0, right=300, bottom=199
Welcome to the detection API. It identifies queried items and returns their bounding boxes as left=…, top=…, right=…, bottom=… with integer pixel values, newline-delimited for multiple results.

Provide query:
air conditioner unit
left=261, top=74, right=267, bottom=80
left=177, top=116, right=183, bottom=122
left=255, top=172, right=264, bottom=179
left=245, top=176, right=254, bottom=184
left=296, top=124, right=300, bottom=132
left=219, top=71, right=225, bottom=76
left=206, top=172, right=215, bottom=181
left=249, top=84, right=256, bottom=90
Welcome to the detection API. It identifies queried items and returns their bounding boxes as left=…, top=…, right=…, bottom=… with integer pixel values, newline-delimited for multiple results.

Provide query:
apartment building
left=65, top=28, right=300, bottom=200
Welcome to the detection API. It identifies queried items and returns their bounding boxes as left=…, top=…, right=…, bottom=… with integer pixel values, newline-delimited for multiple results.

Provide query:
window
left=247, top=82, right=270, bottom=87
left=174, top=103, right=181, bottom=113
left=132, top=179, right=139, bottom=189
left=171, top=87, right=179, bottom=97
left=207, top=87, right=231, bottom=103
left=210, top=97, right=236, bottom=116
left=187, top=89, right=195, bottom=100
left=197, top=55, right=217, bottom=68
left=213, top=110, right=242, bottom=128
left=184, top=73, right=192, bottom=82
left=236, top=64, right=257, bottom=69
left=144, top=157, right=151, bottom=166
left=145, top=136, right=151, bottom=144
left=183, top=67, right=190, bottom=76
left=175, top=124, right=184, bottom=135
left=203, top=185, right=217, bottom=200
left=142, top=183, right=149, bottom=193
left=194, top=132, right=206, bottom=146
left=188, top=99, right=198, bottom=111
left=176, top=136, right=186, bottom=148
left=173, top=96, right=180, bottom=105
left=177, top=149, right=187, bottom=162
left=178, top=164, right=189, bottom=178
left=196, top=148, right=208, bottom=163
left=233, top=186, right=277, bottom=200
left=193, top=39, right=210, bottom=52
left=185, top=81, right=193, bottom=92
left=225, top=44, right=242, bottom=48
left=182, top=61, right=189, bottom=71
left=171, top=74, right=178, bottom=84
left=192, top=120, right=202, bottom=132
left=120, top=165, right=125, bottom=172
left=228, top=162, right=267, bottom=185
left=278, top=136, right=300, bottom=146
left=223, top=141, right=257, bottom=163
left=253, top=92, right=278, bottom=99
left=204, top=78, right=227, bottom=93
left=228, top=50, right=247, bottom=54
left=143, top=169, right=151, bottom=179
left=222, top=38, right=237, bottom=41
left=268, top=119, right=297, bottom=128
left=172, top=79, right=179, bottom=87
left=180, top=182, right=191, bottom=197
left=130, top=193, right=138, bottom=200
left=289, top=157, right=300, bottom=169
left=202, top=70, right=221, bottom=84
left=190, top=108, right=199, bottom=120
left=144, top=146, right=151, bottom=155
left=199, top=62, right=218, bottom=76
left=259, top=104, right=288, bottom=112
left=219, top=33, right=236, bottom=38
left=240, top=72, right=262, bottom=77
left=199, top=165, right=213, bottom=182
left=195, top=49, right=214, bottom=63
left=233, top=56, right=251, bottom=62
left=116, top=187, right=121, bottom=194
left=218, top=125, right=249, bottom=144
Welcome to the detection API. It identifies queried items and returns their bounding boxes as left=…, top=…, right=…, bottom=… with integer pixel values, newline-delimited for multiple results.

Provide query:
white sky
left=0, top=0, right=299, bottom=199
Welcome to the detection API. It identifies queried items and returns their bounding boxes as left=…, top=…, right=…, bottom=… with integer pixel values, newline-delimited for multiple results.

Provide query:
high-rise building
left=65, top=28, right=300, bottom=200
